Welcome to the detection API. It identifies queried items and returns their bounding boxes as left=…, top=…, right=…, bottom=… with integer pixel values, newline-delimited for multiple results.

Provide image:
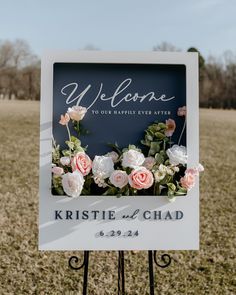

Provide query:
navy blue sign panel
left=53, top=63, right=186, bottom=158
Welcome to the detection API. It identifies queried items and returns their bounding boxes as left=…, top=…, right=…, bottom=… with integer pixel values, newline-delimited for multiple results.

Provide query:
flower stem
left=66, top=123, right=72, bottom=158
left=154, top=183, right=160, bottom=195
left=52, top=135, right=57, bottom=149
left=178, top=119, right=186, bottom=146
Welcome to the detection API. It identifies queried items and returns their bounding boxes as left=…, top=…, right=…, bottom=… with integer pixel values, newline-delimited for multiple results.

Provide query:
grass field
left=0, top=101, right=235, bottom=295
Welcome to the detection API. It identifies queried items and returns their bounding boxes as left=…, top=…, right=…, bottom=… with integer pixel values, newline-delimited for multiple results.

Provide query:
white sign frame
left=39, top=51, right=199, bottom=250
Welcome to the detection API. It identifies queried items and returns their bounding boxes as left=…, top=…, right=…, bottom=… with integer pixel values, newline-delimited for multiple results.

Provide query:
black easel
left=148, top=251, right=172, bottom=295
left=118, top=251, right=125, bottom=295
left=68, top=251, right=90, bottom=295
left=68, top=251, right=171, bottom=295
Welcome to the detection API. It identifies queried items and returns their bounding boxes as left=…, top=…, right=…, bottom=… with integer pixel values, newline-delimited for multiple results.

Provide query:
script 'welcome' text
left=61, top=78, right=175, bottom=109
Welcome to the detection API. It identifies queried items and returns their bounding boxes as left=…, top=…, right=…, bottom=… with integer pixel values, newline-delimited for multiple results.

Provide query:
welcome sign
left=39, top=51, right=199, bottom=250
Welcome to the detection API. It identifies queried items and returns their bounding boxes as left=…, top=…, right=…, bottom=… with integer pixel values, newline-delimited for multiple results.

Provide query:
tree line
left=154, top=42, right=236, bottom=109
left=0, top=40, right=235, bottom=108
left=0, top=39, right=40, bottom=100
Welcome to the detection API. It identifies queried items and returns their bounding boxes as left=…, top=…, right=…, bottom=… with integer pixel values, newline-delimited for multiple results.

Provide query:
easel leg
left=148, top=251, right=155, bottom=295
left=118, top=251, right=125, bottom=295
left=68, top=251, right=90, bottom=295
left=83, top=251, right=89, bottom=295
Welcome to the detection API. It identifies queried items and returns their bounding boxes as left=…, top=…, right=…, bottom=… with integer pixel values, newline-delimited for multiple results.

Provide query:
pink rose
left=185, top=163, right=204, bottom=177
left=177, top=106, right=186, bottom=117
left=109, top=170, right=128, bottom=189
left=180, top=173, right=195, bottom=190
left=165, top=119, right=176, bottom=137
left=71, top=152, right=92, bottom=176
left=143, top=157, right=156, bottom=170
left=185, top=168, right=199, bottom=176
left=128, top=167, right=154, bottom=190
left=59, top=113, right=70, bottom=125
left=52, top=166, right=64, bottom=175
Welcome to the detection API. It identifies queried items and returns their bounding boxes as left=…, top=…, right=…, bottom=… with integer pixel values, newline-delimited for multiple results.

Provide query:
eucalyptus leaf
left=158, top=123, right=167, bottom=130
left=65, top=141, right=74, bottom=149
left=155, top=153, right=164, bottom=164
left=155, top=132, right=166, bottom=140
left=150, top=142, right=160, bottom=153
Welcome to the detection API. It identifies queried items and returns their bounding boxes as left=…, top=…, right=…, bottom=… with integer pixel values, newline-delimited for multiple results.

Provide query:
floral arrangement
left=52, top=105, right=203, bottom=201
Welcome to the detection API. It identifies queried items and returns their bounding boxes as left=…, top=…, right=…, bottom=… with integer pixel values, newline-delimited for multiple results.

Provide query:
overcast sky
left=0, top=0, right=235, bottom=58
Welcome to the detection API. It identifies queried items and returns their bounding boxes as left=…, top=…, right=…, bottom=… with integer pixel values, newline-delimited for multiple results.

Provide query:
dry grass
left=0, top=101, right=235, bottom=295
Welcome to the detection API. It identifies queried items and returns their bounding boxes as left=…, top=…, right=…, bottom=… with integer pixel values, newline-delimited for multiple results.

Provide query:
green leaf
left=102, top=187, right=118, bottom=196
left=150, top=142, right=160, bottom=153
left=155, top=132, right=166, bottom=140
left=175, top=190, right=187, bottom=196
left=148, top=149, right=155, bottom=156
left=146, top=134, right=153, bottom=141
left=70, top=136, right=81, bottom=144
left=155, top=153, right=164, bottom=164
left=141, top=139, right=151, bottom=147
left=167, top=183, right=176, bottom=191
left=65, top=140, right=74, bottom=149
left=74, top=146, right=84, bottom=153
left=62, top=149, right=71, bottom=156
left=158, top=123, right=167, bottom=130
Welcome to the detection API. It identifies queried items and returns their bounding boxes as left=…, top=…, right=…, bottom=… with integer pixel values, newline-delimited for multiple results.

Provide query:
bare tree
left=0, top=40, right=14, bottom=69
left=153, top=42, right=181, bottom=52
left=83, top=44, right=100, bottom=51
left=0, top=39, right=40, bottom=100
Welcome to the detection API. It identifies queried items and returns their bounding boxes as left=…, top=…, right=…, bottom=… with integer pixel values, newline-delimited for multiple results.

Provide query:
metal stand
left=118, top=251, right=125, bottom=295
left=68, top=250, right=171, bottom=295
left=68, top=251, right=90, bottom=295
left=148, top=251, right=172, bottom=295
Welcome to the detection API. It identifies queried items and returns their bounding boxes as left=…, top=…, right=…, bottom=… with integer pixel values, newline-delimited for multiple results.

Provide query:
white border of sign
left=39, top=51, right=199, bottom=251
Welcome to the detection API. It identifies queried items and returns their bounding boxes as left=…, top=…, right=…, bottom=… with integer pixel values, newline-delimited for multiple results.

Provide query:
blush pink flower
left=180, top=173, right=196, bottom=190
left=52, top=166, right=64, bottom=175
left=109, top=170, right=128, bottom=189
left=71, top=152, right=92, bottom=176
left=128, top=167, right=154, bottom=190
left=165, top=119, right=176, bottom=137
left=177, top=106, right=187, bottom=117
left=67, top=106, right=87, bottom=121
left=59, top=113, right=70, bottom=125
left=105, top=151, right=119, bottom=163
left=60, top=156, right=71, bottom=166
left=185, top=168, right=199, bottom=176
left=143, top=157, right=156, bottom=170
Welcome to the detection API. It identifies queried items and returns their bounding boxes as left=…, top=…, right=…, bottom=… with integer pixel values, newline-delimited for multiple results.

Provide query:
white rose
left=154, top=170, right=166, bottom=182
left=122, top=149, right=145, bottom=169
left=62, top=171, right=84, bottom=198
left=166, top=166, right=175, bottom=176
left=105, top=151, right=119, bottom=163
left=67, top=106, right=87, bottom=121
left=60, top=156, right=71, bottom=166
left=109, top=170, right=128, bottom=189
left=172, top=165, right=180, bottom=172
left=197, top=163, right=204, bottom=172
left=159, top=164, right=167, bottom=173
left=166, top=145, right=187, bottom=165
left=92, top=155, right=114, bottom=179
